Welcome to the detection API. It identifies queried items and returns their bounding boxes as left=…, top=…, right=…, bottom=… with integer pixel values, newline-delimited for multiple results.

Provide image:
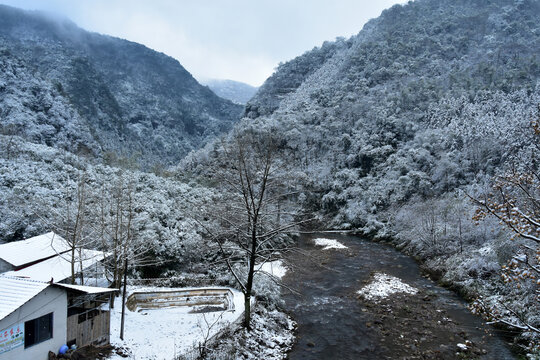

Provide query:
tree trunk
left=70, top=246, right=76, bottom=284
left=243, top=292, right=251, bottom=330
left=120, top=258, right=128, bottom=340
left=458, top=216, right=463, bottom=254
left=243, top=225, right=258, bottom=330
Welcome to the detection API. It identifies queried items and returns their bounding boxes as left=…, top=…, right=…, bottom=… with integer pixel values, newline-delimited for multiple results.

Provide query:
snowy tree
left=470, top=122, right=539, bottom=342
left=45, top=171, right=96, bottom=284
left=201, top=127, right=303, bottom=330
left=96, top=172, right=157, bottom=292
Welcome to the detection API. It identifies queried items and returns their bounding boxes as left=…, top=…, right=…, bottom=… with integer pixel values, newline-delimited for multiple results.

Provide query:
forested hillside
left=0, top=134, right=220, bottom=264
left=0, top=5, right=243, bottom=167
left=0, top=4, right=247, bottom=276
left=195, top=0, right=540, bottom=231
left=185, top=0, right=540, bottom=351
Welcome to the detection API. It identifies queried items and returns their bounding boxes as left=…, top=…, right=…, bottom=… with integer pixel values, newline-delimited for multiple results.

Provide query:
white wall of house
left=0, top=287, right=67, bottom=360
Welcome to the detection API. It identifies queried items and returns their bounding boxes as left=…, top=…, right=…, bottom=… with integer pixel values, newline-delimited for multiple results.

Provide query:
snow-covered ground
left=108, top=286, right=245, bottom=360
left=357, top=273, right=418, bottom=301
left=257, top=260, right=287, bottom=279
left=205, top=305, right=296, bottom=360
left=313, top=238, right=348, bottom=250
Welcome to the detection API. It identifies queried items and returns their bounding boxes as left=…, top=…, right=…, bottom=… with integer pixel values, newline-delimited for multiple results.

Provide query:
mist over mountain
left=0, top=5, right=243, bottom=167
left=203, top=79, right=258, bottom=105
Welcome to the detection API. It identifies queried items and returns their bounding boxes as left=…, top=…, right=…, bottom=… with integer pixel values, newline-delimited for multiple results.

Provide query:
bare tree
left=0, top=124, right=20, bottom=160
left=203, top=128, right=305, bottom=330
left=96, top=172, right=156, bottom=300
left=196, top=311, right=226, bottom=359
left=48, top=171, right=97, bottom=284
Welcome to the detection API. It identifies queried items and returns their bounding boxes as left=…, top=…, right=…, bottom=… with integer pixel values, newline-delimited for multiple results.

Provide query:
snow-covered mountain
left=0, top=5, right=243, bottom=167
left=203, top=79, right=258, bottom=105
left=241, top=0, right=540, bottom=228
left=184, top=0, right=540, bottom=346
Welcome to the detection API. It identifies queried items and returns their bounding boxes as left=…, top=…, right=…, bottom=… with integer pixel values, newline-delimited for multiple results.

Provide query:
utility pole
left=120, top=258, right=128, bottom=340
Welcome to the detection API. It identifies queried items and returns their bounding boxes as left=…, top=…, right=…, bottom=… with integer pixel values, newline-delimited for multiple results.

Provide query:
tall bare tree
left=203, top=128, right=304, bottom=330
left=49, top=171, right=96, bottom=284
left=96, top=172, right=156, bottom=300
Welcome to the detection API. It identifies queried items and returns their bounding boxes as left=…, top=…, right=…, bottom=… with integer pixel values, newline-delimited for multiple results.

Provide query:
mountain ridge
left=0, top=4, right=243, bottom=167
left=203, top=79, right=258, bottom=105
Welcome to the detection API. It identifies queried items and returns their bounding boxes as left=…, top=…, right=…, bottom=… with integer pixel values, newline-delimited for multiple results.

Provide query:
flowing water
left=282, top=233, right=516, bottom=359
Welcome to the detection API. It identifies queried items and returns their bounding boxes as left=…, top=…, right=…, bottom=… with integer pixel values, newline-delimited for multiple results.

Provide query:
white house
left=0, top=233, right=118, bottom=359
left=0, top=277, right=116, bottom=359
left=0, top=277, right=66, bottom=359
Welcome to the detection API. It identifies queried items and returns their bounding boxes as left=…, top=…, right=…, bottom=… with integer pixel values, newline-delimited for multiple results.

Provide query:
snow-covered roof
left=0, top=277, right=116, bottom=321
left=0, top=232, right=71, bottom=267
left=52, top=283, right=118, bottom=295
left=0, top=277, right=49, bottom=321
left=2, top=249, right=107, bottom=283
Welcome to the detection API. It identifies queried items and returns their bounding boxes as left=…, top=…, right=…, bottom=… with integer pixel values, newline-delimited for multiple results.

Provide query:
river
left=282, top=233, right=516, bottom=359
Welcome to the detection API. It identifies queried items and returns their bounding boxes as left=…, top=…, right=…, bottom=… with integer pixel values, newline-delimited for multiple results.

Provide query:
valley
left=0, top=0, right=539, bottom=359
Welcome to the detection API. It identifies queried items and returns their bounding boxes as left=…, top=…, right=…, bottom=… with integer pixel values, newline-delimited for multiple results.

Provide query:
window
left=24, top=313, right=53, bottom=348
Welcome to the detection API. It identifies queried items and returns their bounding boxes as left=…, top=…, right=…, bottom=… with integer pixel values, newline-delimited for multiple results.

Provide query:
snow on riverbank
left=357, top=273, right=418, bottom=301
left=108, top=286, right=244, bottom=360
left=313, top=237, right=348, bottom=250
left=257, top=260, right=287, bottom=279
left=205, top=305, right=296, bottom=359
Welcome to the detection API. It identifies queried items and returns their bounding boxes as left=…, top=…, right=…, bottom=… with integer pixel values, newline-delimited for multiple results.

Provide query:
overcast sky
left=0, top=0, right=406, bottom=86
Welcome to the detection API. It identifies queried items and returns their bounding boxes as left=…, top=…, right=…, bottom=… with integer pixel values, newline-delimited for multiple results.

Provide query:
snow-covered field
left=357, top=273, right=418, bottom=301
left=108, top=286, right=245, bottom=360
left=313, top=238, right=348, bottom=250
